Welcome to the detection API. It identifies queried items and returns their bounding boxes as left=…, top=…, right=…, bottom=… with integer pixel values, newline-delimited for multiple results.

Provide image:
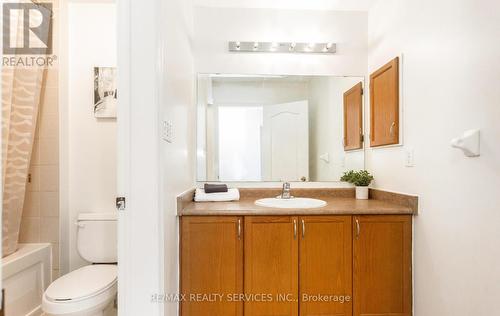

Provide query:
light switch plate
left=405, top=148, right=414, bottom=167
left=162, top=120, right=173, bottom=143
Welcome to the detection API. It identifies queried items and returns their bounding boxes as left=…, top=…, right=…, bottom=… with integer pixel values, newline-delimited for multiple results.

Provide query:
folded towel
left=204, top=183, right=228, bottom=193
left=194, top=188, right=240, bottom=202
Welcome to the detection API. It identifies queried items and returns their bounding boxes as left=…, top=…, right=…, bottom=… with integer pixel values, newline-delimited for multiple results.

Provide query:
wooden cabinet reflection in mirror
left=343, top=82, right=364, bottom=151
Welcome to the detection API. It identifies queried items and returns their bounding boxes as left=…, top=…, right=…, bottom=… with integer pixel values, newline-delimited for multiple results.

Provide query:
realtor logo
left=3, top=3, right=53, bottom=55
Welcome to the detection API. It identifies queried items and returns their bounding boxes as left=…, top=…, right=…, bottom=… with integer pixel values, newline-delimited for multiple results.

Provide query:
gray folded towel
left=204, top=183, right=228, bottom=193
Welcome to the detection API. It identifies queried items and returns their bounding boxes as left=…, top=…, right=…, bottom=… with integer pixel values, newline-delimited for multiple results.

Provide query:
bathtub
left=2, top=243, right=52, bottom=316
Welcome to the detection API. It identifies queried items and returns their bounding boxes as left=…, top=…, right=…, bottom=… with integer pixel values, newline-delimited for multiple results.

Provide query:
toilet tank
left=77, top=212, right=117, bottom=263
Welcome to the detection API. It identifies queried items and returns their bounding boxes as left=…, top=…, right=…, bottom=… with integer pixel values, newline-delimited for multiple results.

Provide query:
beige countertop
left=177, top=188, right=418, bottom=216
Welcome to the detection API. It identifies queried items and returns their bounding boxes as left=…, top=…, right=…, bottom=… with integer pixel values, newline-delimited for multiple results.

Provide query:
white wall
left=212, top=79, right=309, bottom=105
left=66, top=3, right=117, bottom=270
left=160, top=0, right=196, bottom=315
left=309, top=77, right=364, bottom=181
left=194, top=0, right=375, bottom=11
left=194, top=7, right=367, bottom=76
left=366, top=0, right=500, bottom=314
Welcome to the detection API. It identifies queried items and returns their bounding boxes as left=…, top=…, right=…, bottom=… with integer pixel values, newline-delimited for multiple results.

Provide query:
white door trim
left=117, top=0, right=164, bottom=315
left=116, top=0, right=131, bottom=314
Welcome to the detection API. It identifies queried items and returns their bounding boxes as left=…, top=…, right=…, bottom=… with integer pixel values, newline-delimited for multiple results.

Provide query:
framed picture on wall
left=94, top=67, right=117, bottom=118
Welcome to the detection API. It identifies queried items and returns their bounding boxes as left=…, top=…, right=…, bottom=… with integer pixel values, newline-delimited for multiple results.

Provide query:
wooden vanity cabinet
left=244, top=216, right=299, bottom=316
left=180, top=216, right=243, bottom=316
left=353, top=215, right=412, bottom=316
left=180, top=214, right=412, bottom=316
left=299, top=216, right=353, bottom=316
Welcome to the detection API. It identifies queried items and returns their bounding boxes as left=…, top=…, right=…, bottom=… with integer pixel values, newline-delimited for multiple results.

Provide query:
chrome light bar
left=228, top=41, right=336, bottom=54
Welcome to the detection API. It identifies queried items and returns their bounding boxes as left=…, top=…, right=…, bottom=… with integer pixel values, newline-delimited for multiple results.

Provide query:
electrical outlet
left=405, top=148, right=414, bottom=167
left=162, top=120, right=173, bottom=143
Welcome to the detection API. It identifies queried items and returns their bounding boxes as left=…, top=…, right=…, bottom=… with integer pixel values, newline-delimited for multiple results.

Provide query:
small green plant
left=341, top=170, right=374, bottom=187
left=340, top=170, right=356, bottom=183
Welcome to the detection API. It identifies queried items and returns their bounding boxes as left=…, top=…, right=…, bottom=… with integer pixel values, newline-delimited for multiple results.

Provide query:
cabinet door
left=244, top=216, right=299, bottom=316
left=353, top=215, right=412, bottom=316
left=344, top=83, right=364, bottom=151
left=299, top=216, right=352, bottom=316
left=181, top=216, right=243, bottom=316
left=370, top=57, right=399, bottom=147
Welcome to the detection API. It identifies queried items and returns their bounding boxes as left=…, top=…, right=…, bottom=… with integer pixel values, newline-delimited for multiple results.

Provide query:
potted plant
left=341, top=170, right=374, bottom=200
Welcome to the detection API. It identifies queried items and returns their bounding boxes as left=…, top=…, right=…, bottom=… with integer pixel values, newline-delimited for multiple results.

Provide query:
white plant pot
left=355, top=186, right=369, bottom=200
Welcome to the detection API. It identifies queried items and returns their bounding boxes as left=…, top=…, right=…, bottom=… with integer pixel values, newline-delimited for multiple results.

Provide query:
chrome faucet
left=280, top=182, right=293, bottom=199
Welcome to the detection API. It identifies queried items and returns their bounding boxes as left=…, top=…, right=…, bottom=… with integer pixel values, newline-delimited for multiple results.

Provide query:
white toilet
left=43, top=213, right=118, bottom=316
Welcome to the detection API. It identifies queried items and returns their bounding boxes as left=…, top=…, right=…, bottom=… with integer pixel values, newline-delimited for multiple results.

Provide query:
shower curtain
left=2, top=68, right=45, bottom=257
left=2, top=4, right=49, bottom=257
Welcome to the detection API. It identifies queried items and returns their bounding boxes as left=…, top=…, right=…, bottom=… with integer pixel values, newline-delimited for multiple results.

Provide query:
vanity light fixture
left=228, top=41, right=336, bottom=54
left=324, top=42, right=334, bottom=53
left=306, top=43, right=315, bottom=52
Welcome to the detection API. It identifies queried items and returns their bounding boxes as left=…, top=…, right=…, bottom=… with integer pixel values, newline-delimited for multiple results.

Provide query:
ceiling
left=194, top=0, right=376, bottom=11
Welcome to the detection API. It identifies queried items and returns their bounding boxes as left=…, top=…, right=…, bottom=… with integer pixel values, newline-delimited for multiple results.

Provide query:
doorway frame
left=59, top=0, right=165, bottom=315
left=116, top=0, right=165, bottom=315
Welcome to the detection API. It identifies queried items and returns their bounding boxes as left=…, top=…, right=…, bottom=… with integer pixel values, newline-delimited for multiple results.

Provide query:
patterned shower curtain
left=2, top=3, right=49, bottom=257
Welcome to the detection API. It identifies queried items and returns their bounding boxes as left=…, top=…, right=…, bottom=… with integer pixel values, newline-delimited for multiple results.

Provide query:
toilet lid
left=45, top=265, right=117, bottom=302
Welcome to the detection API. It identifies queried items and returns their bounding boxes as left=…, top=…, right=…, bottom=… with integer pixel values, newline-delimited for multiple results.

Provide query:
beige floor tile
left=44, top=70, right=59, bottom=89
left=39, top=165, right=59, bottom=191
left=39, top=138, right=59, bottom=165
left=39, top=113, right=59, bottom=138
left=19, top=217, right=40, bottom=243
left=40, top=87, right=58, bottom=116
left=23, top=191, right=41, bottom=217
left=31, top=138, right=40, bottom=165
left=51, top=243, right=60, bottom=269
left=27, top=165, right=40, bottom=192
left=40, top=191, right=59, bottom=217
left=40, top=217, right=59, bottom=243
left=52, top=269, right=60, bottom=282
left=35, top=119, right=41, bottom=140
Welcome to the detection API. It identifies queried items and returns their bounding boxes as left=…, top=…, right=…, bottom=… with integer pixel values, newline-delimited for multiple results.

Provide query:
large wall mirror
left=197, top=74, right=365, bottom=182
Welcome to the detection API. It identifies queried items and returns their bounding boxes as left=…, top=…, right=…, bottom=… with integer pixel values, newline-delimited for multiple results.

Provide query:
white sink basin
left=255, top=197, right=327, bottom=209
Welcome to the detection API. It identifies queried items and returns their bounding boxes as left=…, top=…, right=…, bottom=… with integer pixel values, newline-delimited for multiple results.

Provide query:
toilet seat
left=42, top=264, right=117, bottom=316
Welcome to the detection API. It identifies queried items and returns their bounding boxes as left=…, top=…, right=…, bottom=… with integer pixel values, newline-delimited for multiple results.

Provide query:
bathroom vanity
left=178, top=188, right=417, bottom=316
left=185, top=71, right=414, bottom=315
